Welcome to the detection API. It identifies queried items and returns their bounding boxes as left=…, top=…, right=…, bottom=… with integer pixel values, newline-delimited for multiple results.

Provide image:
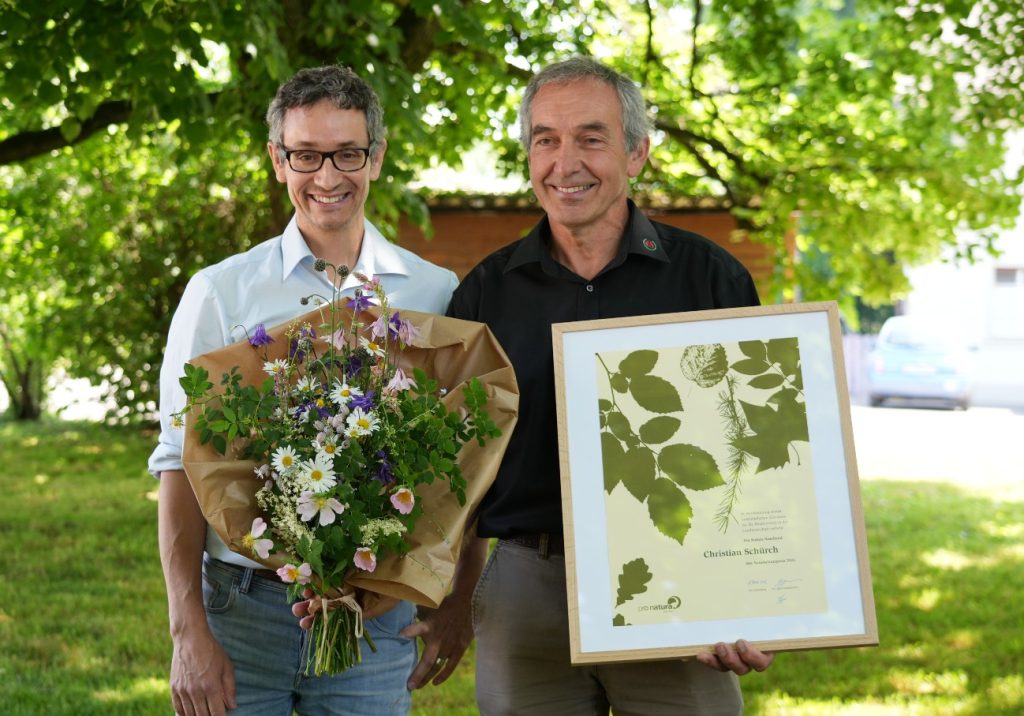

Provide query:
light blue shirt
left=149, top=215, right=458, bottom=566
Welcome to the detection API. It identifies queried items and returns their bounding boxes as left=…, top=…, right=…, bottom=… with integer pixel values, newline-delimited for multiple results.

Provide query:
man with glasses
left=150, top=65, right=458, bottom=716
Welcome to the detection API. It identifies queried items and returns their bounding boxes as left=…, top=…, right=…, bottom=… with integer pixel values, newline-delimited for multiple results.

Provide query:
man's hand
left=401, top=534, right=488, bottom=690
left=291, top=588, right=398, bottom=629
left=169, top=627, right=237, bottom=716
left=400, top=595, right=474, bottom=690
left=159, top=472, right=238, bottom=715
left=695, top=639, right=775, bottom=675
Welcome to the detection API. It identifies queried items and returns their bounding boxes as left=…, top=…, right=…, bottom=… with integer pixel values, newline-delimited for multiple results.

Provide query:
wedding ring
left=434, top=657, right=447, bottom=667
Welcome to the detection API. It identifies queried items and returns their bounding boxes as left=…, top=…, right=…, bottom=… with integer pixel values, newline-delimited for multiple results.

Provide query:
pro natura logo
left=639, top=595, right=682, bottom=612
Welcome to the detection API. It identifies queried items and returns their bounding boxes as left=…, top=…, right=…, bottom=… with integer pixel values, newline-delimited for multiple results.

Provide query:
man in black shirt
left=406, top=57, right=773, bottom=714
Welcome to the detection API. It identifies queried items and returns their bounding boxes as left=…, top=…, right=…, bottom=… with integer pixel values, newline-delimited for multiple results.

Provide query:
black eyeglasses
left=278, top=146, right=372, bottom=173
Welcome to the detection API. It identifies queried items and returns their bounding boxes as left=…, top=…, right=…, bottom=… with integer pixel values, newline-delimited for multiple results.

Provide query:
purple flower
left=374, top=450, right=396, bottom=485
left=249, top=324, right=273, bottom=348
left=289, top=339, right=306, bottom=363
left=347, top=291, right=373, bottom=313
left=289, top=326, right=318, bottom=363
left=345, top=355, right=363, bottom=379
left=349, top=390, right=375, bottom=411
left=385, top=367, right=416, bottom=394
left=292, top=400, right=328, bottom=422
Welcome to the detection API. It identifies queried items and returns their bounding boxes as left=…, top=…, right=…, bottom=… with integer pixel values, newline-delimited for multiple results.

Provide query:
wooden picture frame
left=552, top=302, right=877, bottom=664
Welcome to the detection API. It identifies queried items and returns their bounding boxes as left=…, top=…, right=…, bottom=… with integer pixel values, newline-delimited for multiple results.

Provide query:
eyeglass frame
left=275, top=144, right=374, bottom=173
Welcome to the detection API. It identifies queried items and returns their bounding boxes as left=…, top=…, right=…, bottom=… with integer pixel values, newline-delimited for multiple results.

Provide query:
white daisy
left=359, top=335, right=386, bottom=358
left=329, top=381, right=363, bottom=407
left=263, top=359, right=288, bottom=377
left=314, top=435, right=340, bottom=460
left=295, top=375, right=319, bottom=393
left=300, top=453, right=337, bottom=493
left=345, top=408, right=379, bottom=438
left=271, top=445, right=299, bottom=474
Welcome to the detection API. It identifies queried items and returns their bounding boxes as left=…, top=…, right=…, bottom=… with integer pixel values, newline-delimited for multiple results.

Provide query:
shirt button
left=586, top=284, right=594, bottom=293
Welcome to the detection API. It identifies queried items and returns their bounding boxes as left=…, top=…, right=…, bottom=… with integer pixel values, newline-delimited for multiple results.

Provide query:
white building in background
left=902, top=134, right=1024, bottom=408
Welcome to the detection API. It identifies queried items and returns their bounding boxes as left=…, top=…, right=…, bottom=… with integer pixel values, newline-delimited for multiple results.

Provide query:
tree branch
left=643, top=0, right=656, bottom=85
left=394, top=2, right=443, bottom=71
left=655, top=119, right=771, bottom=187
left=688, top=0, right=703, bottom=97
left=0, top=99, right=132, bottom=165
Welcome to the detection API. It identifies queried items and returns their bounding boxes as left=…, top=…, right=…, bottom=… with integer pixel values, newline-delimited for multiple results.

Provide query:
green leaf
left=730, top=357, right=769, bottom=375
left=606, top=411, right=632, bottom=442
left=646, top=479, right=693, bottom=546
left=618, top=350, right=659, bottom=378
left=297, top=535, right=324, bottom=577
left=610, top=373, right=629, bottom=394
left=679, top=344, right=728, bottom=388
left=598, top=399, right=612, bottom=413
left=738, top=341, right=768, bottom=361
left=766, top=337, right=801, bottom=378
left=59, top=118, right=82, bottom=143
left=734, top=393, right=809, bottom=472
left=615, top=558, right=653, bottom=606
left=638, top=416, right=681, bottom=444
left=748, top=373, right=786, bottom=389
left=620, top=446, right=657, bottom=501
left=658, top=443, right=725, bottom=491
left=629, top=375, right=682, bottom=413
left=600, top=432, right=626, bottom=493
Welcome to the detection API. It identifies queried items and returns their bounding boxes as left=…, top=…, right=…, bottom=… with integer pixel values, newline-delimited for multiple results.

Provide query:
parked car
left=866, top=316, right=975, bottom=410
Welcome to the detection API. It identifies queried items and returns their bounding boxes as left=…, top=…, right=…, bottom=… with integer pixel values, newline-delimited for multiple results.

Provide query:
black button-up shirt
left=447, top=201, right=760, bottom=537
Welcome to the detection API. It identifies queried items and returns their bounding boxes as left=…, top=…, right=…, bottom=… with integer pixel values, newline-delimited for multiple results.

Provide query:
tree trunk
left=0, top=330, right=45, bottom=421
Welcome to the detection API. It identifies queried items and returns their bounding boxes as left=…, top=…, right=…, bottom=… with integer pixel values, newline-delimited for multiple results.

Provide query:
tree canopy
left=2, top=0, right=1022, bottom=419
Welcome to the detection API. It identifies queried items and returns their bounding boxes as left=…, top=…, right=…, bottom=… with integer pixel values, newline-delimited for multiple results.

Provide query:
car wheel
left=869, top=395, right=884, bottom=407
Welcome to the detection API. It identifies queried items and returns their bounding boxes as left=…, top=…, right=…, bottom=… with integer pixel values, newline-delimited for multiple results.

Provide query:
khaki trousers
left=473, top=540, right=744, bottom=716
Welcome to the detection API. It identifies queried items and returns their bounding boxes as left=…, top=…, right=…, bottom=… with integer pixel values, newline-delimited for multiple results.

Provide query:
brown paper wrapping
left=182, top=303, right=518, bottom=609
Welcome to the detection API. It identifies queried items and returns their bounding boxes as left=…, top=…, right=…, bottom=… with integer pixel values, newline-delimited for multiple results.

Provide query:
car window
left=881, top=319, right=959, bottom=350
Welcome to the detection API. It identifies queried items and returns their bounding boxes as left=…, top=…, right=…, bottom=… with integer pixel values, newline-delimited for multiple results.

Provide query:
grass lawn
left=1, top=419, right=1021, bottom=714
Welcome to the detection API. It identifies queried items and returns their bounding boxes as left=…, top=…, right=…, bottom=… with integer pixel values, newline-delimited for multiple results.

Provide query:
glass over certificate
left=552, top=302, right=877, bottom=664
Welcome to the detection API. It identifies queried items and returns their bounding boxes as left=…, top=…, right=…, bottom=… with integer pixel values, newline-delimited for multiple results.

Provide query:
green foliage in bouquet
left=173, top=262, right=499, bottom=674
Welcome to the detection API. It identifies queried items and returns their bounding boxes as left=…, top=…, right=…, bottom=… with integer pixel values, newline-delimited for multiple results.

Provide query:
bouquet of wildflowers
left=174, top=261, right=501, bottom=675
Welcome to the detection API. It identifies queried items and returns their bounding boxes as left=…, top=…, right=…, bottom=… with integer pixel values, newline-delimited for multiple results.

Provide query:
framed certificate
left=552, top=302, right=877, bottom=664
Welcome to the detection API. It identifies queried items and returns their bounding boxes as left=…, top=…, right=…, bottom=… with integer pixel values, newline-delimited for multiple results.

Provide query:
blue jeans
left=202, top=557, right=416, bottom=715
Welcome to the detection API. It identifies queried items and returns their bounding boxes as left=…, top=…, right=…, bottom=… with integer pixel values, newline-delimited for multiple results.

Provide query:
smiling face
left=269, top=100, right=385, bottom=247
left=527, top=78, right=649, bottom=239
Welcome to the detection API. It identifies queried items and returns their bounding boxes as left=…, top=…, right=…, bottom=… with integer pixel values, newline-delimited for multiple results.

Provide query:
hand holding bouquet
left=175, top=262, right=508, bottom=675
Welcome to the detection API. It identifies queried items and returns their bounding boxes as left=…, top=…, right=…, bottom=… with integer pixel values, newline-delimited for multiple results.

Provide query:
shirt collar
left=349, top=219, right=411, bottom=279
left=504, top=199, right=670, bottom=275
left=280, top=216, right=410, bottom=284
left=622, top=200, right=671, bottom=264
left=281, top=215, right=312, bottom=281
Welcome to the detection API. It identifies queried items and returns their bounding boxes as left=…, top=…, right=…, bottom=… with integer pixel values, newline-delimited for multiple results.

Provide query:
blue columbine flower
left=388, top=313, right=403, bottom=339
left=249, top=324, right=273, bottom=348
left=350, top=390, right=375, bottom=411
left=347, top=292, right=373, bottom=313
left=289, top=327, right=317, bottom=363
left=345, top=355, right=363, bottom=379
left=374, top=450, right=396, bottom=485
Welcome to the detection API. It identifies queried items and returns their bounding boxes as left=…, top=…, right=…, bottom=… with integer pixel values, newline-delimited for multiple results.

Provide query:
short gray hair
left=518, top=57, right=651, bottom=153
left=266, top=65, right=386, bottom=154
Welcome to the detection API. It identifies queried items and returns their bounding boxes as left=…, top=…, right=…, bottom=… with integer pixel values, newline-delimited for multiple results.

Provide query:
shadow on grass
left=745, top=479, right=1024, bottom=715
